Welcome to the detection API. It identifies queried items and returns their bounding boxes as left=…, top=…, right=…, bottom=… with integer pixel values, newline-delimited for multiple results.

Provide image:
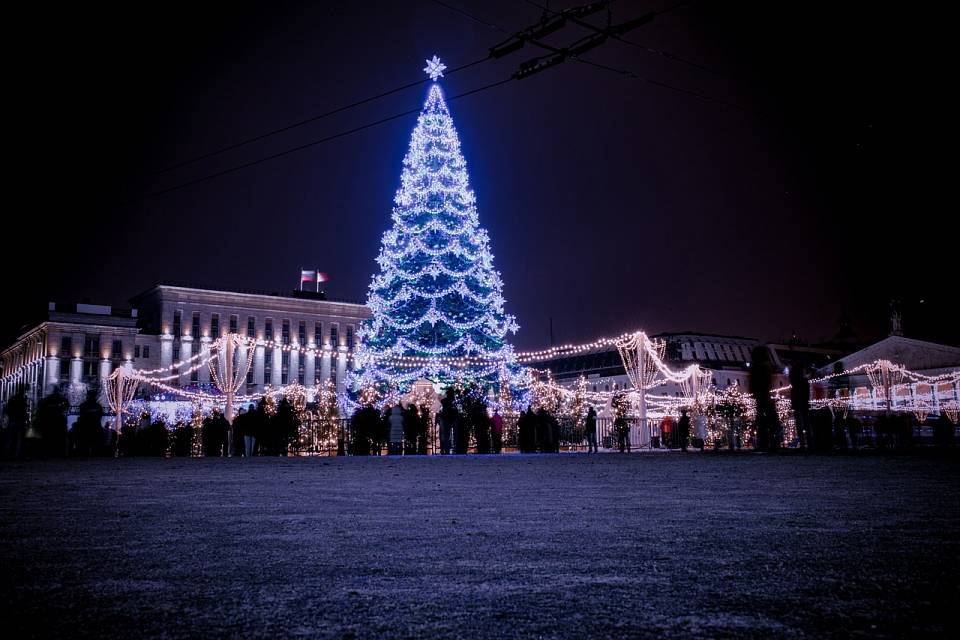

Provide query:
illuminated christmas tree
left=353, top=56, right=521, bottom=393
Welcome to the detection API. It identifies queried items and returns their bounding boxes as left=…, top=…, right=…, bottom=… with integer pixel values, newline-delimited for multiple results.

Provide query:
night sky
left=6, top=1, right=955, bottom=349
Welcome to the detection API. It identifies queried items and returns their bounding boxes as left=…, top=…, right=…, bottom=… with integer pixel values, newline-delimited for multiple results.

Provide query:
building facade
left=539, top=332, right=811, bottom=395
left=0, top=284, right=370, bottom=412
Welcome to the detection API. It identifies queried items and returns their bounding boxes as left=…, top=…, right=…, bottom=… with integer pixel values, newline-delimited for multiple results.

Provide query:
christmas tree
left=353, top=56, right=520, bottom=392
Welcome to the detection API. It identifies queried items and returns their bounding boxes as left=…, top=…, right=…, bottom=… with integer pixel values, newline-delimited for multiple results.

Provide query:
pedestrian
left=491, top=409, right=503, bottom=454
left=388, top=404, right=404, bottom=455
left=790, top=366, right=811, bottom=449
left=242, top=405, right=258, bottom=456
left=473, top=405, right=491, bottom=454
left=37, top=388, right=69, bottom=458
left=3, top=389, right=29, bottom=459
left=72, top=391, right=105, bottom=457
left=932, top=412, right=954, bottom=448
left=677, top=408, right=691, bottom=452
left=403, top=404, right=418, bottom=455
left=585, top=406, right=598, bottom=453
left=847, top=414, right=862, bottom=449
left=661, top=415, right=673, bottom=449
left=535, top=409, right=552, bottom=453
left=614, top=415, right=629, bottom=453
left=274, top=398, right=296, bottom=456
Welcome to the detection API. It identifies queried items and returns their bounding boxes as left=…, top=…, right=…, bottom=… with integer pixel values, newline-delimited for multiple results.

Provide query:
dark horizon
left=5, top=1, right=955, bottom=349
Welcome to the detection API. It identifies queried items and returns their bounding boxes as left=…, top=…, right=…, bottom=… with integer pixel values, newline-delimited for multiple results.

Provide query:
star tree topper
left=423, top=55, right=446, bottom=82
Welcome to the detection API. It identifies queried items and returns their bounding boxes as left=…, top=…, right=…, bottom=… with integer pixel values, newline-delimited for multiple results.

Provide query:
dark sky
left=6, top=1, right=955, bottom=349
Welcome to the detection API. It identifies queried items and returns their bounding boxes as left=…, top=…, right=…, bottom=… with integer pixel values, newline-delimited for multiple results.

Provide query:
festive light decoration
left=66, top=381, right=88, bottom=408
left=208, top=333, right=255, bottom=423
left=104, top=367, right=139, bottom=433
left=423, top=55, right=447, bottom=81
left=943, top=401, right=959, bottom=424
left=567, top=376, right=588, bottom=429
left=703, top=383, right=755, bottom=448
left=529, top=369, right=563, bottom=414
left=190, top=403, right=204, bottom=457
left=133, top=350, right=207, bottom=376
left=351, top=58, right=521, bottom=392
left=610, top=389, right=631, bottom=420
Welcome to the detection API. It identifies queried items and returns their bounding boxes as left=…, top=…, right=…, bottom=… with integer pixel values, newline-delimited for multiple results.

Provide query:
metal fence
left=287, top=416, right=667, bottom=456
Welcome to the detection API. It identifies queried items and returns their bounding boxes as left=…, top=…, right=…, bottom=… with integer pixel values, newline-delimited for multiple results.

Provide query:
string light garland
left=104, top=367, right=140, bottom=432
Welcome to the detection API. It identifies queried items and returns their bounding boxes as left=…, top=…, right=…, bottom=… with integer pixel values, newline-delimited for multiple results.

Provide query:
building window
left=314, top=323, right=322, bottom=347
left=330, top=367, right=336, bottom=388
left=229, top=315, right=238, bottom=334
left=112, top=340, right=122, bottom=359
left=281, top=369, right=289, bottom=385
left=191, top=312, right=200, bottom=338
left=191, top=368, right=199, bottom=383
left=282, top=320, right=290, bottom=345
left=134, top=346, right=141, bottom=358
left=83, top=360, right=98, bottom=379
left=246, top=368, right=254, bottom=384
left=265, top=319, right=273, bottom=341
left=173, top=342, right=180, bottom=360
left=298, top=321, right=306, bottom=346
left=60, top=336, right=71, bottom=357
left=61, top=358, right=70, bottom=382
left=143, top=346, right=150, bottom=358
left=247, top=316, right=256, bottom=338
left=282, top=351, right=290, bottom=367
left=298, top=365, right=305, bottom=385
left=264, top=348, right=273, bottom=382
left=84, top=335, right=99, bottom=358
left=315, top=354, right=321, bottom=378
left=211, top=314, right=220, bottom=339
left=173, top=310, right=182, bottom=337
left=330, top=325, right=338, bottom=348
left=346, top=326, right=354, bottom=350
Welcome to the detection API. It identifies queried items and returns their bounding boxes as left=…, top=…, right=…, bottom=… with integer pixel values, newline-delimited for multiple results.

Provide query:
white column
left=179, top=336, right=194, bottom=387
left=70, top=357, right=82, bottom=384
left=45, top=355, right=59, bottom=395
left=336, top=349, right=347, bottom=394
left=290, top=347, right=300, bottom=385
left=305, top=348, right=316, bottom=387
left=320, top=349, right=331, bottom=384
left=237, top=342, right=248, bottom=390
left=199, top=337, right=212, bottom=384
left=99, top=358, right=112, bottom=395
left=272, top=347, right=282, bottom=388
left=254, top=344, right=265, bottom=391
left=160, top=334, right=174, bottom=371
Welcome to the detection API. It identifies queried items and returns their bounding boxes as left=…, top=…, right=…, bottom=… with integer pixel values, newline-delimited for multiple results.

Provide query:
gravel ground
left=1, top=452, right=958, bottom=639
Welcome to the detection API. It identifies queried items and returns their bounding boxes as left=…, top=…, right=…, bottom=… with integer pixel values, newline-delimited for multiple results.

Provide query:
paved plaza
left=2, top=452, right=958, bottom=638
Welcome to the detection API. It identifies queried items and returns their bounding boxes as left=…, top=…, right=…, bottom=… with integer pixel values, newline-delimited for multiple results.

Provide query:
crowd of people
left=0, top=389, right=308, bottom=459
left=2, top=384, right=956, bottom=460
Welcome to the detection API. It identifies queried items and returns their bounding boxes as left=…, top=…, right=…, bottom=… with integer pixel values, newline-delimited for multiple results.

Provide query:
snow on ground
left=1, top=452, right=958, bottom=639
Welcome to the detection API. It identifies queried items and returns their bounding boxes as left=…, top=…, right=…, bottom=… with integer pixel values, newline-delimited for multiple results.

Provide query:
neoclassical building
left=0, top=283, right=370, bottom=411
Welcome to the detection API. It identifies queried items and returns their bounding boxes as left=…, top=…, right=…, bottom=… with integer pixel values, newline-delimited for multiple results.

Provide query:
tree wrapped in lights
left=529, top=370, right=563, bottom=414
left=315, top=379, right=341, bottom=450
left=352, top=56, right=521, bottom=394
left=705, top=385, right=755, bottom=450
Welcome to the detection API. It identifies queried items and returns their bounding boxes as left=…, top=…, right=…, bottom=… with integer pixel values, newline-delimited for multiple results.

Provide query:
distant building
left=538, top=332, right=845, bottom=394
left=811, top=335, right=960, bottom=408
left=0, top=283, right=370, bottom=411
